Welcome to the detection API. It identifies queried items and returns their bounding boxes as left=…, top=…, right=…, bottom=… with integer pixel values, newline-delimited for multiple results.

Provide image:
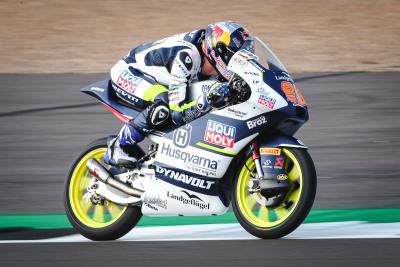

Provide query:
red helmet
left=203, top=21, right=254, bottom=81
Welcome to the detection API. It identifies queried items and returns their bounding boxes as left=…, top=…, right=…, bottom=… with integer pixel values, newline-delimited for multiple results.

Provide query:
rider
left=105, top=21, right=255, bottom=167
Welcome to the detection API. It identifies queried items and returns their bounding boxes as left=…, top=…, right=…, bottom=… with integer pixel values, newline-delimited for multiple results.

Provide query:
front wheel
left=64, top=138, right=142, bottom=241
left=232, top=148, right=316, bottom=239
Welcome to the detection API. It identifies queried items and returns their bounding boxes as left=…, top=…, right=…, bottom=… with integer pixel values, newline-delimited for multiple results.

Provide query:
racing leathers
left=105, top=29, right=229, bottom=166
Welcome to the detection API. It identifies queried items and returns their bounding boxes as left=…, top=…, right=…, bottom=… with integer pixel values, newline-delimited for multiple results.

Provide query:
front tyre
left=64, top=138, right=142, bottom=241
left=232, top=148, right=316, bottom=239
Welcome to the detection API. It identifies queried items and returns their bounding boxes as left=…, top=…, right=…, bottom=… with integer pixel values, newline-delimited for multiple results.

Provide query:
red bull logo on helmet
left=204, top=120, right=236, bottom=148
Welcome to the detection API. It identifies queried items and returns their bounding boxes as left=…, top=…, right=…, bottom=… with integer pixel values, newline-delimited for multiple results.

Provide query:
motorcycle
left=64, top=37, right=316, bottom=241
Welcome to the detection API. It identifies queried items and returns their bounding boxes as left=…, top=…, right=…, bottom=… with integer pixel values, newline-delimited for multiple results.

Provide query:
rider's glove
left=206, top=82, right=232, bottom=109
left=196, top=93, right=210, bottom=113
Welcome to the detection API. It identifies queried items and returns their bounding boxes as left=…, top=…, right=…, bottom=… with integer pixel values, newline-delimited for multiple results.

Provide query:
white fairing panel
left=154, top=138, right=231, bottom=178
left=141, top=178, right=228, bottom=216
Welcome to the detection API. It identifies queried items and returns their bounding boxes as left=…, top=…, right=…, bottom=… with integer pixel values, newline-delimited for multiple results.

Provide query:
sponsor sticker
left=113, top=84, right=140, bottom=104
left=204, top=120, right=236, bottom=148
left=160, top=143, right=218, bottom=176
left=116, top=70, right=142, bottom=93
left=143, top=195, right=167, bottom=209
left=277, top=174, right=288, bottom=181
left=237, top=50, right=258, bottom=60
left=233, top=57, right=248, bottom=68
left=155, top=166, right=215, bottom=190
left=167, top=190, right=210, bottom=210
left=173, top=125, right=192, bottom=148
left=90, top=87, right=104, bottom=92
left=227, top=107, right=248, bottom=118
left=275, top=74, right=293, bottom=82
left=260, top=148, right=281, bottom=156
left=244, top=71, right=259, bottom=76
left=274, top=157, right=285, bottom=169
left=246, top=116, right=267, bottom=129
left=258, top=94, right=276, bottom=109
left=262, top=159, right=272, bottom=168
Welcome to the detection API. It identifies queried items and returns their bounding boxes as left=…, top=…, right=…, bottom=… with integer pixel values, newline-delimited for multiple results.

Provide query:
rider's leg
left=104, top=95, right=170, bottom=167
left=105, top=60, right=169, bottom=166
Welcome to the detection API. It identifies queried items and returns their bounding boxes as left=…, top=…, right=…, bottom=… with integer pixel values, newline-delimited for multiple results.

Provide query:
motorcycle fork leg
left=250, top=141, right=264, bottom=178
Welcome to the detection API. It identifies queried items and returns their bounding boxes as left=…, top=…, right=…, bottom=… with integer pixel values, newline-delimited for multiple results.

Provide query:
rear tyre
left=64, top=138, right=142, bottom=241
left=232, top=148, right=316, bottom=239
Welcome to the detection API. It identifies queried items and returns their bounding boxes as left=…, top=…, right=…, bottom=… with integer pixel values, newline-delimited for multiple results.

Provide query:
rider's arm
left=168, top=48, right=202, bottom=125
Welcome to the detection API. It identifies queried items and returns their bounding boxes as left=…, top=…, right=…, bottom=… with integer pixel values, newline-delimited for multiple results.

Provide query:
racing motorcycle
left=64, top=37, right=316, bottom=241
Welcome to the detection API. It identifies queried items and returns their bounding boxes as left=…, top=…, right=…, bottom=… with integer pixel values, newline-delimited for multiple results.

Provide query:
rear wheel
left=232, top=148, right=316, bottom=239
left=64, top=138, right=142, bottom=241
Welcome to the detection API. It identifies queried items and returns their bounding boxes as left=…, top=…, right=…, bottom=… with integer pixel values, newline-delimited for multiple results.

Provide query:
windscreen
left=253, top=37, right=289, bottom=73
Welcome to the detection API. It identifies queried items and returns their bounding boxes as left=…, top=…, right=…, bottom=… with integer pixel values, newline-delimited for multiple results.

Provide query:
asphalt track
left=0, top=72, right=399, bottom=266
left=0, top=72, right=399, bottom=213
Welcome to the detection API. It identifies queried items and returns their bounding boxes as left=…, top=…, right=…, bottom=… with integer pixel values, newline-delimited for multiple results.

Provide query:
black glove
left=206, top=82, right=232, bottom=109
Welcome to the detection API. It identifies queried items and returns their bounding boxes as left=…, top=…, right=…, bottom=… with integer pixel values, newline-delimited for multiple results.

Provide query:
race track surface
left=0, top=72, right=399, bottom=266
left=1, top=238, right=400, bottom=267
left=0, top=72, right=399, bottom=213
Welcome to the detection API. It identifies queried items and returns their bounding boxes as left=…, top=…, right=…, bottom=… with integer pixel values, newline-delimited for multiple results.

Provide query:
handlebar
left=207, top=75, right=251, bottom=110
left=229, top=75, right=251, bottom=104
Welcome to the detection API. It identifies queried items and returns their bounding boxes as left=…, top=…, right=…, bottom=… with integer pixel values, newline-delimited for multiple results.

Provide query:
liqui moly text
left=204, top=120, right=236, bottom=148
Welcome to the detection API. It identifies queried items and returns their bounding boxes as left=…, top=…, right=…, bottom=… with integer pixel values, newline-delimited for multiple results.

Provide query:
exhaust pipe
left=86, top=158, right=144, bottom=198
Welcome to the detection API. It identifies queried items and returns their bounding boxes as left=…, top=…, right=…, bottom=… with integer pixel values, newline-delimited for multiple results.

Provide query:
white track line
left=1, top=221, right=399, bottom=243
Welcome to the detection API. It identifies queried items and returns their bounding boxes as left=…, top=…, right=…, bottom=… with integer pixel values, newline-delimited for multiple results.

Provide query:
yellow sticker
left=277, top=174, right=288, bottom=181
left=260, top=148, right=281, bottom=156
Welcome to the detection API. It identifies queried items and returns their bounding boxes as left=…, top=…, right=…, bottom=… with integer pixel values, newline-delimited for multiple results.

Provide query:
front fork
left=250, top=141, right=264, bottom=178
left=248, top=141, right=291, bottom=207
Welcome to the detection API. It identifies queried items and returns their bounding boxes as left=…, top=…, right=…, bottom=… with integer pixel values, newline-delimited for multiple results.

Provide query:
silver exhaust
left=86, top=158, right=144, bottom=198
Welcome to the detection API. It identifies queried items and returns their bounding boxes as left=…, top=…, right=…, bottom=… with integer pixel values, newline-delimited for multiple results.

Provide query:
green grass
left=0, top=208, right=399, bottom=229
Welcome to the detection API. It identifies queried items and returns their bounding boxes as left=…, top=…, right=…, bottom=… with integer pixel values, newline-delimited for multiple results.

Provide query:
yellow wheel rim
left=68, top=147, right=127, bottom=228
left=236, top=148, right=303, bottom=228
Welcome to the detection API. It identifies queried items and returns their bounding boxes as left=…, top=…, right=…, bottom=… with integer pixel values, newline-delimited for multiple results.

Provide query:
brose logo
left=160, top=143, right=218, bottom=170
left=156, top=166, right=215, bottom=190
left=204, top=120, right=236, bottom=148
left=247, top=116, right=267, bottom=129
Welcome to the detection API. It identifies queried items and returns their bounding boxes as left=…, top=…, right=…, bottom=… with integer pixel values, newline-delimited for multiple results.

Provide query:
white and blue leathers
left=110, top=29, right=212, bottom=129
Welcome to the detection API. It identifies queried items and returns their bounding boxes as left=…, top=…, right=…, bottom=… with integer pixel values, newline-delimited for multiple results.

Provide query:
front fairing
left=262, top=69, right=308, bottom=135
left=227, top=46, right=308, bottom=136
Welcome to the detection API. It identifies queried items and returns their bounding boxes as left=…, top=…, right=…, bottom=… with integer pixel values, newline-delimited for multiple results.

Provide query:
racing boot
left=104, top=123, right=145, bottom=168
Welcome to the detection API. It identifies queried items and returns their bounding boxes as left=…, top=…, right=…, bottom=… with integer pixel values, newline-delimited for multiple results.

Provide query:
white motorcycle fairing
left=140, top=50, right=290, bottom=216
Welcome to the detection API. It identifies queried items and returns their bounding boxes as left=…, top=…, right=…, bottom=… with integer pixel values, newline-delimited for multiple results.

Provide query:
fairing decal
left=80, top=80, right=141, bottom=119
left=141, top=178, right=229, bottom=216
left=153, top=163, right=220, bottom=196
left=259, top=135, right=307, bottom=149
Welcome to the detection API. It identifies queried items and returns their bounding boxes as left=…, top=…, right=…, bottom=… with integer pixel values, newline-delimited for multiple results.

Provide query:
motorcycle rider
left=105, top=21, right=255, bottom=167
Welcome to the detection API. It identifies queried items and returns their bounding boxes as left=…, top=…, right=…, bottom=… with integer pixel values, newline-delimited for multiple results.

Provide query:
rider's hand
left=207, top=82, right=232, bottom=109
